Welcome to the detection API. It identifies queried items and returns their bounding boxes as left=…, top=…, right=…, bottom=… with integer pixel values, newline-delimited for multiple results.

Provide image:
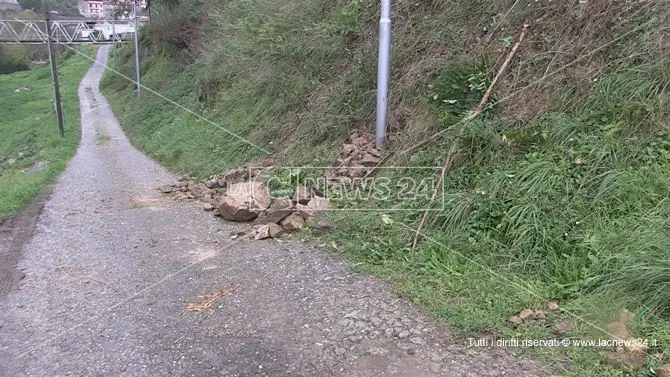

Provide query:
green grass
left=0, top=46, right=94, bottom=217
left=101, top=0, right=670, bottom=375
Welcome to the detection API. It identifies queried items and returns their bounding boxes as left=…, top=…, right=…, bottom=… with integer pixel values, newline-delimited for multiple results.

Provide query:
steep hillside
left=102, top=1, right=670, bottom=375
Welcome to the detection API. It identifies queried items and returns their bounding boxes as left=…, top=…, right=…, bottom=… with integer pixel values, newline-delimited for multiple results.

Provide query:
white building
left=78, top=0, right=104, bottom=18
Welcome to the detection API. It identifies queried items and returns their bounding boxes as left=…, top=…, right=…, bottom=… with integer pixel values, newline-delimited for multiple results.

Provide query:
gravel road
left=0, top=46, right=546, bottom=376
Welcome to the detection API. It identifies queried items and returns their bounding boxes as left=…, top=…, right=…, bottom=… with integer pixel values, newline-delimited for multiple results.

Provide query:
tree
left=18, top=0, right=79, bottom=16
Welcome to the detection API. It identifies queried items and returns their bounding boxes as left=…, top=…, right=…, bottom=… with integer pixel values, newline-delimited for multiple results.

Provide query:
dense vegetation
left=17, top=0, right=79, bottom=16
left=0, top=10, right=50, bottom=74
left=0, top=47, right=93, bottom=216
left=101, top=1, right=670, bottom=375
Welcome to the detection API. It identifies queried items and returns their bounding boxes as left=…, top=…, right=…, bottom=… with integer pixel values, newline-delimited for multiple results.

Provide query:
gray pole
left=133, top=0, right=141, bottom=97
left=45, top=14, right=64, bottom=137
left=111, top=18, right=117, bottom=66
left=375, top=0, right=392, bottom=148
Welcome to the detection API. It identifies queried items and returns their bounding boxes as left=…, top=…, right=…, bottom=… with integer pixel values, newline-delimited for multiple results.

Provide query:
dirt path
left=0, top=46, right=546, bottom=376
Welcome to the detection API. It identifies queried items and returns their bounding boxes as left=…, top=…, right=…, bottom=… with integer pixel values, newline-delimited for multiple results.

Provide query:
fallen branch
left=186, top=282, right=243, bottom=312
left=411, top=153, right=454, bottom=249
left=475, top=23, right=529, bottom=114
left=402, top=23, right=529, bottom=158
left=410, top=23, right=529, bottom=249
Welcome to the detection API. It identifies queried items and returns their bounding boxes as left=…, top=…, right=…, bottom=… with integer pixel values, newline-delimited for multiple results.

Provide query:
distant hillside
left=17, top=0, right=79, bottom=16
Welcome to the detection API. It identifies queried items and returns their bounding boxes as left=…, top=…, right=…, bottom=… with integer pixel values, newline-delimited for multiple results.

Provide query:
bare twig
left=410, top=23, right=529, bottom=249
left=411, top=153, right=454, bottom=249
left=475, top=23, right=529, bottom=114
left=402, top=22, right=530, bottom=158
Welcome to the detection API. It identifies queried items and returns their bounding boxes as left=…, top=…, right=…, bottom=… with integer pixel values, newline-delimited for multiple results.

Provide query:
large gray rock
left=281, top=213, right=305, bottom=231
left=217, top=182, right=271, bottom=222
left=254, top=197, right=294, bottom=225
left=253, top=223, right=285, bottom=240
left=296, top=196, right=329, bottom=220
left=293, top=186, right=313, bottom=205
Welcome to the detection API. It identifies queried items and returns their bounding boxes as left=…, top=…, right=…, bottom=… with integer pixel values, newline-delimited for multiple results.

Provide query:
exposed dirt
left=0, top=185, right=53, bottom=297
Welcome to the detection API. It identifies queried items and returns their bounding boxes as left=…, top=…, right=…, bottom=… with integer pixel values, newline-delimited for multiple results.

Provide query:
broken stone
left=188, top=182, right=212, bottom=200
left=607, top=322, right=630, bottom=341
left=203, top=203, right=214, bottom=211
left=655, top=365, right=670, bottom=377
left=553, top=319, right=574, bottom=335
left=518, top=308, right=535, bottom=321
left=360, top=153, right=380, bottom=167
left=281, top=213, right=305, bottom=231
left=618, top=308, right=635, bottom=325
left=315, top=219, right=336, bottom=234
left=293, top=186, right=313, bottom=205
left=603, top=350, right=645, bottom=370
left=547, top=301, right=559, bottom=311
left=345, top=165, right=367, bottom=178
left=367, top=147, right=382, bottom=158
left=221, top=167, right=250, bottom=183
left=342, top=144, right=358, bottom=155
left=351, top=136, right=368, bottom=147
left=253, top=223, right=284, bottom=240
left=268, top=223, right=284, bottom=238
left=296, top=196, right=329, bottom=219
left=159, top=185, right=174, bottom=194
left=254, top=197, right=294, bottom=225
left=507, top=315, right=522, bottom=327
left=218, top=196, right=257, bottom=222
left=217, top=182, right=271, bottom=222
left=206, top=178, right=224, bottom=189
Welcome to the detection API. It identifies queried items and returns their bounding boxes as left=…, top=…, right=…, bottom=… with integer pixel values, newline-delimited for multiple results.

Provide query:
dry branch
left=410, top=23, right=529, bottom=249
left=411, top=153, right=454, bottom=249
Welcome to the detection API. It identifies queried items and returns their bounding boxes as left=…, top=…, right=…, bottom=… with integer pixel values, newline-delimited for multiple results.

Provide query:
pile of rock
left=159, top=161, right=272, bottom=206
left=324, top=132, right=382, bottom=186
left=160, top=178, right=220, bottom=207
left=216, top=181, right=330, bottom=240
left=160, top=173, right=332, bottom=240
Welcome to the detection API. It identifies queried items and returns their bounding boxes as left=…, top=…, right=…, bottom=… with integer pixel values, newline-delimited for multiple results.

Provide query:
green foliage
left=0, top=46, right=94, bottom=217
left=429, top=58, right=492, bottom=126
left=18, top=0, right=79, bottom=15
left=0, top=45, right=30, bottom=74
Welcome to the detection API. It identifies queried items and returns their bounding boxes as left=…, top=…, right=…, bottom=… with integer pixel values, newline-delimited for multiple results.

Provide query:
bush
left=0, top=45, right=29, bottom=75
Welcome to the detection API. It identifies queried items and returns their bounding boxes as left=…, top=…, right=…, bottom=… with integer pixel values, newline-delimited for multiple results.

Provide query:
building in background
left=0, top=0, right=21, bottom=12
left=78, top=0, right=104, bottom=18
left=76, top=0, right=148, bottom=19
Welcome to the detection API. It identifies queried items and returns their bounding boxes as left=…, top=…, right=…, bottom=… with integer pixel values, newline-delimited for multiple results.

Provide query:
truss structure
left=0, top=19, right=134, bottom=44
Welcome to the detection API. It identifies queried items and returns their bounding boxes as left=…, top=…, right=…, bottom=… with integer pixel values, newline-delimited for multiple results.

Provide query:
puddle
left=24, top=160, right=49, bottom=175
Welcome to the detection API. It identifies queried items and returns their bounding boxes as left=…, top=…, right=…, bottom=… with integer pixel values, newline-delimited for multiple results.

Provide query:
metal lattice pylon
left=0, top=19, right=135, bottom=44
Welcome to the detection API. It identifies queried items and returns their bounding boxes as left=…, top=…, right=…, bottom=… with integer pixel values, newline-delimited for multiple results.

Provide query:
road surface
left=0, top=46, right=545, bottom=376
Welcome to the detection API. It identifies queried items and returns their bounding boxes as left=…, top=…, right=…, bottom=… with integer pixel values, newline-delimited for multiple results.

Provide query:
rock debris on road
left=0, top=46, right=546, bottom=376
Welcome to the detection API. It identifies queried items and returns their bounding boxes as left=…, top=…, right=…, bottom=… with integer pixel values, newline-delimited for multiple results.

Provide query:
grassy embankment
left=0, top=46, right=94, bottom=217
left=101, top=1, right=670, bottom=375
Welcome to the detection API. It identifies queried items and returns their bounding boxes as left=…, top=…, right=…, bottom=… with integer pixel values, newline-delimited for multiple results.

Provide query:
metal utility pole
left=375, top=0, right=392, bottom=148
left=45, top=13, right=64, bottom=137
left=111, top=18, right=117, bottom=66
left=133, top=0, right=141, bottom=97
